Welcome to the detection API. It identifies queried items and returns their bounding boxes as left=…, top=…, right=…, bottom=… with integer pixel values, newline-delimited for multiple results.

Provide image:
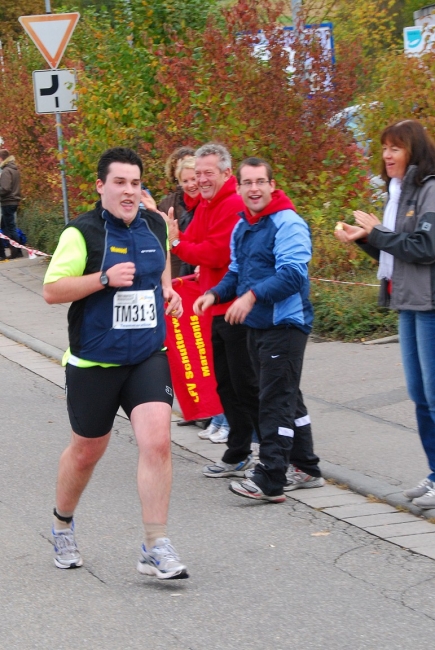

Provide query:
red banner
left=165, top=276, right=222, bottom=420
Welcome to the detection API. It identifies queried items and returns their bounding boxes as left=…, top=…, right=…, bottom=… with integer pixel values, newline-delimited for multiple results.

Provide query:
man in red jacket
left=169, top=143, right=259, bottom=477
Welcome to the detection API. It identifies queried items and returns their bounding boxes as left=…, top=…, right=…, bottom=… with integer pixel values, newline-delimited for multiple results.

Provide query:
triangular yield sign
left=19, top=13, right=80, bottom=70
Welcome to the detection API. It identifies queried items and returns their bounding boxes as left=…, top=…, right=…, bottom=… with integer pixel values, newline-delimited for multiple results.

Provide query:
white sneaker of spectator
left=209, top=425, right=229, bottom=443
left=197, top=421, right=220, bottom=440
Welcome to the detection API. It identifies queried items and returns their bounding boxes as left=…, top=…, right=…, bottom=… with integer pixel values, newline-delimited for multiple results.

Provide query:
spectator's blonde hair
left=175, top=156, right=196, bottom=183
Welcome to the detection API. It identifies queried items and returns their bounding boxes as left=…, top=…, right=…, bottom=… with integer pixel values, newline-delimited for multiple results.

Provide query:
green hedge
left=311, top=280, right=398, bottom=341
left=18, top=201, right=64, bottom=256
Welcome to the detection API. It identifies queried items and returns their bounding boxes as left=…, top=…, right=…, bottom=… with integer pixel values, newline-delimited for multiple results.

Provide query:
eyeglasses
left=239, top=179, right=270, bottom=188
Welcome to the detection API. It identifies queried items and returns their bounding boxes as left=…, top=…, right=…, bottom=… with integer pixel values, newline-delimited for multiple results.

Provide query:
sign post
left=19, top=8, right=79, bottom=224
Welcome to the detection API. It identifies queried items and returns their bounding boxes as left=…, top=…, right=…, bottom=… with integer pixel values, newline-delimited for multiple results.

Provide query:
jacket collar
left=241, top=189, right=296, bottom=225
left=100, top=202, right=140, bottom=228
left=199, top=175, right=238, bottom=208
left=0, top=155, right=16, bottom=169
left=391, top=165, right=435, bottom=194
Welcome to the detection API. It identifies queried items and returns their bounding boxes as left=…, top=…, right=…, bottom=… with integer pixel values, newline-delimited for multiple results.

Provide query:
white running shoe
left=52, top=520, right=83, bottom=569
left=209, top=426, right=229, bottom=443
left=229, top=478, right=286, bottom=503
left=413, top=488, right=435, bottom=510
left=403, top=477, right=433, bottom=500
left=203, top=455, right=255, bottom=477
left=284, top=465, right=325, bottom=491
left=198, top=422, right=220, bottom=440
left=137, top=538, right=188, bottom=580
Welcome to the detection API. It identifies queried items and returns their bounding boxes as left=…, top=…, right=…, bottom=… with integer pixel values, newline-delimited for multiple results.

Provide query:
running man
left=43, top=147, right=188, bottom=579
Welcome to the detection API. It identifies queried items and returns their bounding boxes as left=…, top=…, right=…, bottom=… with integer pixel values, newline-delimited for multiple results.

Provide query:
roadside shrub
left=19, top=201, right=64, bottom=255
left=311, top=280, right=398, bottom=341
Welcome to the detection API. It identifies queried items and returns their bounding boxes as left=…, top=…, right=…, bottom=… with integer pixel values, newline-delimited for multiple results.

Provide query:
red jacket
left=173, top=176, right=244, bottom=315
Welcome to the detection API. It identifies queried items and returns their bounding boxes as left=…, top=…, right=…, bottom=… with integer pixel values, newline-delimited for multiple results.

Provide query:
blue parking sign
left=404, top=26, right=424, bottom=54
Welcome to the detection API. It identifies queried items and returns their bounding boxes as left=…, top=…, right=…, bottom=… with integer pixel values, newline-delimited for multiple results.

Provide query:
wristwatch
left=100, top=271, right=110, bottom=287
left=171, top=238, right=180, bottom=248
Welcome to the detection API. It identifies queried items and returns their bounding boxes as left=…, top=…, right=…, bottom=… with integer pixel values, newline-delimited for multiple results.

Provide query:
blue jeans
left=211, top=413, right=229, bottom=429
left=399, top=310, right=435, bottom=480
left=1, top=204, right=19, bottom=257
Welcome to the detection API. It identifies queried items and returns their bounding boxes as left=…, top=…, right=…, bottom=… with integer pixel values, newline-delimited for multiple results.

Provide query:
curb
left=363, top=334, right=399, bottom=345
left=320, top=460, right=435, bottom=519
left=0, top=322, right=64, bottom=362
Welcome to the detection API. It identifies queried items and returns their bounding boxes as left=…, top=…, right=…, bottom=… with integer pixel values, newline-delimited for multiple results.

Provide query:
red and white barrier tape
left=310, top=277, right=380, bottom=287
left=0, top=233, right=50, bottom=259
left=0, top=236, right=381, bottom=286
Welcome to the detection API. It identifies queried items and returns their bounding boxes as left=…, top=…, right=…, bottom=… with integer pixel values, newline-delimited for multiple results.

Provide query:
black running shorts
left=65, top=351, right=173, bottom=438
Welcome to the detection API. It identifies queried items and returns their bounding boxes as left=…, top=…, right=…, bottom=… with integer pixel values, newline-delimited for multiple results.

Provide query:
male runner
left=43, top=147, right=188, bottom=579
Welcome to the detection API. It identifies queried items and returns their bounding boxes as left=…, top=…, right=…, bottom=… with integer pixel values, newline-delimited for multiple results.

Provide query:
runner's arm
left=43, top=227, right=135, bottom=304
left=44, top=273, right=107, bottom=304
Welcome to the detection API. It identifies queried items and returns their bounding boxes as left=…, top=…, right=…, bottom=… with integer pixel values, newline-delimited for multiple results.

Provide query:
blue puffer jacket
left=211, top=200, right=313, bottom=333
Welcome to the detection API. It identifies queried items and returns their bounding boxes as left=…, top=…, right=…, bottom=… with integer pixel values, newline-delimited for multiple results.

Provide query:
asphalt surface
left=2, top=353, right=435, bottom=649
left=2, top=257, right=435, bottom=648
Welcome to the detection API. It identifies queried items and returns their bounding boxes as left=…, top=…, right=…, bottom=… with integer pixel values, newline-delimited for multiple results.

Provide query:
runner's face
left=195, top=154, right=231, bottom=201
left=237, top=164, right=275, bottom=215
left=180, top=168, right=199, bottom=199
left=96, top=162, right=142, bottom=223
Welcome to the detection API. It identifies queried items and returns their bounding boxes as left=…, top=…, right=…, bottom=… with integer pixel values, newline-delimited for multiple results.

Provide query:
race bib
left=113, top=290, right=157, bottom=329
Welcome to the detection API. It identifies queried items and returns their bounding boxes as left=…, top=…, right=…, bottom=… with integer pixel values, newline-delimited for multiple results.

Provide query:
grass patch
left=365, top=494, right=384, bottom=503
left=311, top=279, right=398, bottom=342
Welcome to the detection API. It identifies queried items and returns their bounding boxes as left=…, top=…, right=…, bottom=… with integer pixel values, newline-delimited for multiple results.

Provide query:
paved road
left=2, top=353, right=435, bottom=649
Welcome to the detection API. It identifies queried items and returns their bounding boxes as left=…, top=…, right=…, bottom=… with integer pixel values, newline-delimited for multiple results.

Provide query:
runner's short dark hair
left=98, top=147, right=143, bottom=183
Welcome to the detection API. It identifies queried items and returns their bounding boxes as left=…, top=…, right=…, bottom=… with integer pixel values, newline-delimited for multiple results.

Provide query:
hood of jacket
left=0, top=155, right=17, bottom=170
left=242, top=189, right=297, bottom=225
left=198, top=175, right=239, bottom=210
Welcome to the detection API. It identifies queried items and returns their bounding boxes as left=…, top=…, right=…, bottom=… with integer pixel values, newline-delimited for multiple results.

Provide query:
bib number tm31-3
left=113, top=290, right=157, bottom=329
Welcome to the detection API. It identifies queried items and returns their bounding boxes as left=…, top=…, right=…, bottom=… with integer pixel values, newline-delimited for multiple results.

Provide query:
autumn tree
left=3, top=0, right=424, bottom=276
left=360, top=46, right=435, bottom=173
left=62, top=0, right=219, bottom=210
left=0, top=0, right=46, bottom=41
left=152, top=0, right=372, bottom=275
left=0, top=38, right=76, bottom=203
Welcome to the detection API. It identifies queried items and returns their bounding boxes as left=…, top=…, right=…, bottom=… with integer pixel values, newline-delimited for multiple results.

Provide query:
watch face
left=100, top=272, right=109, bottom=286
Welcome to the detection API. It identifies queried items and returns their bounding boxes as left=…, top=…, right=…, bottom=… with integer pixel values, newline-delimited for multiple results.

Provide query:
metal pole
left=291, top=0, right=302, bottom=26
left=45, top=0, right=69, bottom=223
left=0, top=40, right=4, bottom=77
left=56, top=113, right=70, bottom=224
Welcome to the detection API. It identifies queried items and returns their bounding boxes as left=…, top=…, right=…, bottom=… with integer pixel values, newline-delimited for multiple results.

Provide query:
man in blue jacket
left=193, top=157, right=323, bottom=502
